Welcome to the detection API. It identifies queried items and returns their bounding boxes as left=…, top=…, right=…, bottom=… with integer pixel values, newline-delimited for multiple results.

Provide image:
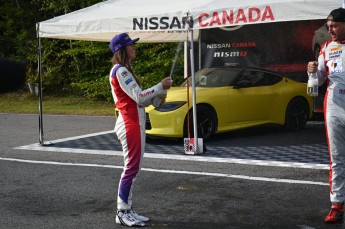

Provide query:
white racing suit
left=109, top=64, right=166, bottom=210
left=315, top=40, right=345, bottom=203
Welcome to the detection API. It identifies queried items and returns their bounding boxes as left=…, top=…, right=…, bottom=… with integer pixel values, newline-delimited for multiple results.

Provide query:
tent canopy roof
left=38, top=0, right=342, bottom=42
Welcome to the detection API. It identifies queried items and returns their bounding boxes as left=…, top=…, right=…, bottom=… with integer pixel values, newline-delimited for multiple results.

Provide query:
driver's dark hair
left=111, top=47, right=141, bottom=87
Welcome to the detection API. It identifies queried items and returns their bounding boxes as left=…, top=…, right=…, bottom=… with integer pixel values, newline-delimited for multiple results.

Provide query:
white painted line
left=14, top=143, right=329, bottom=170
left=16, top=144, right=123, bottom=156
left=0, top=157, right=328, bottom=186
left=41, top=130, right=115, bottom=144
left=13, top=130, right=329, bottom=170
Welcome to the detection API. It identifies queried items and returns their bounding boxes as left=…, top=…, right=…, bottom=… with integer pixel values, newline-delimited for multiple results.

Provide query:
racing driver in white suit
left=308, top=8, right=345, bottom=224
left=108, top=33, right=172, bottom=227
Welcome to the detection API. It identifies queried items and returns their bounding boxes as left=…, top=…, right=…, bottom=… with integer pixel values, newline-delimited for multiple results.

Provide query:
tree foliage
left=0, top=0, right=184, bottom=101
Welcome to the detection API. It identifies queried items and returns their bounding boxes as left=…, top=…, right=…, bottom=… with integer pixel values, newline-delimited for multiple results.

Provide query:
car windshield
left=180, top=68, right=241, bottom=87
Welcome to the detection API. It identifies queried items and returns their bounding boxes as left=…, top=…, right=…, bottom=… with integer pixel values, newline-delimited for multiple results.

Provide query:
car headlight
left=154, top=101, right=186, bottom=112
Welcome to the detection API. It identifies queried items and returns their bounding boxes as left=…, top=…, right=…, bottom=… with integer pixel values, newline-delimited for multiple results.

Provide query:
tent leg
left=184, top=41, right=188, bottom=79
left=198, top=32, right=201, bottom=71
left=183, top=14, right=204, bottom=154
left=188, top=28, right=198, bottom=153
left=37, top=23, right=44, bottom=145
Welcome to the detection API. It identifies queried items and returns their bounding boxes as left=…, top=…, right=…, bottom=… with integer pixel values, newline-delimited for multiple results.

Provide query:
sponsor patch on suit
left=125, top=78, right=133, bottom=85
left=121, top=71, right=128, bottom=77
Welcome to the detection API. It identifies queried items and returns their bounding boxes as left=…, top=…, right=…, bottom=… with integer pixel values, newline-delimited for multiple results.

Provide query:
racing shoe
left=116, top=210, right=145, bottom=227
left=325, top=203, right=344, bottom=224
left=129, top=209, right=150, bottom=222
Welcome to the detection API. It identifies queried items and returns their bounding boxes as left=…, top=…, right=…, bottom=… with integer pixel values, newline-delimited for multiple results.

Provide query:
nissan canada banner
left=200, top=19, right=327, bottom=82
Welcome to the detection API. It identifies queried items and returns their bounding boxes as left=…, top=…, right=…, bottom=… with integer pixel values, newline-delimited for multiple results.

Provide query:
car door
left=227, top=69, right=278, bottom=126
left=206, top=68, right=240, bottom=129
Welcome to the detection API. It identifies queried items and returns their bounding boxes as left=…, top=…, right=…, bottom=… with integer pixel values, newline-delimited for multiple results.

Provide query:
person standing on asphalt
left=307, top=8, right=345, bottom=224
left=108, top=33, right=172, bottom=227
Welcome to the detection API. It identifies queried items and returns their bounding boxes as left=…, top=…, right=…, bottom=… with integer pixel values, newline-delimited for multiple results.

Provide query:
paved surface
left=1, top=113, right=343, bottom=229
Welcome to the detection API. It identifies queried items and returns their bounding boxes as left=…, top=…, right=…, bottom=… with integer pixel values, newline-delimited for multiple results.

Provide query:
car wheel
left=183, top=105, right=217, bottom=141
left=285, top=97, right=310, bottom=131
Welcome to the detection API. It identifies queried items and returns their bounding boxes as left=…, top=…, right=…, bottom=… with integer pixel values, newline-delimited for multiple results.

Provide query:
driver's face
left=327, top=20, right=345, bottom=41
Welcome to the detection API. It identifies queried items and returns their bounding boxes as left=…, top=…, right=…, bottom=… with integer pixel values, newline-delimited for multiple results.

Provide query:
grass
left=0, top=91, right=115, bottom=116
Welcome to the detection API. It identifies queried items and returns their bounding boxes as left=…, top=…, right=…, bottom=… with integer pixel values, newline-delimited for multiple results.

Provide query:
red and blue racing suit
left=109, top=64, right=166, bottom=210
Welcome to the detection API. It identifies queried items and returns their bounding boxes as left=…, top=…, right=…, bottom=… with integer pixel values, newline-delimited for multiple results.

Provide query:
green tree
left=0, top=0, right=184, bottom=101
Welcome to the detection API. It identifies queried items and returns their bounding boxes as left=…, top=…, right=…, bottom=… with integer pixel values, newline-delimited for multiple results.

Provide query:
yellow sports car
left=145, top=67, right=313, bottom=140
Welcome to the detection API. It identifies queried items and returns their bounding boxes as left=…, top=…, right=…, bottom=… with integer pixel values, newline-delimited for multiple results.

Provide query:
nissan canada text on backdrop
left=132, top=6, right=275, bottom=30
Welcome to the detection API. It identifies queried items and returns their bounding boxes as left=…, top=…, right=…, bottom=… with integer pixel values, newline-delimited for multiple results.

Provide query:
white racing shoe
left=116, top=210, right=145, bottom=227
left=129, top=209, right=150, bottom=222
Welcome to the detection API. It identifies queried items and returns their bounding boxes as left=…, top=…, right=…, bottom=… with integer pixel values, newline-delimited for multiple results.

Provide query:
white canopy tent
left=37, top=0, right=343, bottom=151
left=39, top=0, right=343, bottom=42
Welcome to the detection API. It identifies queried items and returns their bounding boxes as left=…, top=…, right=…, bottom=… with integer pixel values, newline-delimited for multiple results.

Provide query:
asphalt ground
left=0, top=113, right=343, bottom=229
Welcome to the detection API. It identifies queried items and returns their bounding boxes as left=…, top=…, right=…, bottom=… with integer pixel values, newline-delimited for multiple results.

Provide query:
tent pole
left=184, top=41, right=188, bottom=79
left=198, top=32, right=201, bottom=71
left=189, top=29, right=198, bottom=153
left=36, top=23, right=44, bottom=145
left=185, top=15, right=199, bottom=153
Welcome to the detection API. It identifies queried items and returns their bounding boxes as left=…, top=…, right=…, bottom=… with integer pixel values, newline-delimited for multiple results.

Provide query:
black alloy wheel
left=184, top=105, right=218, bottom=141
left=285, top=97, right=310, bottom=131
